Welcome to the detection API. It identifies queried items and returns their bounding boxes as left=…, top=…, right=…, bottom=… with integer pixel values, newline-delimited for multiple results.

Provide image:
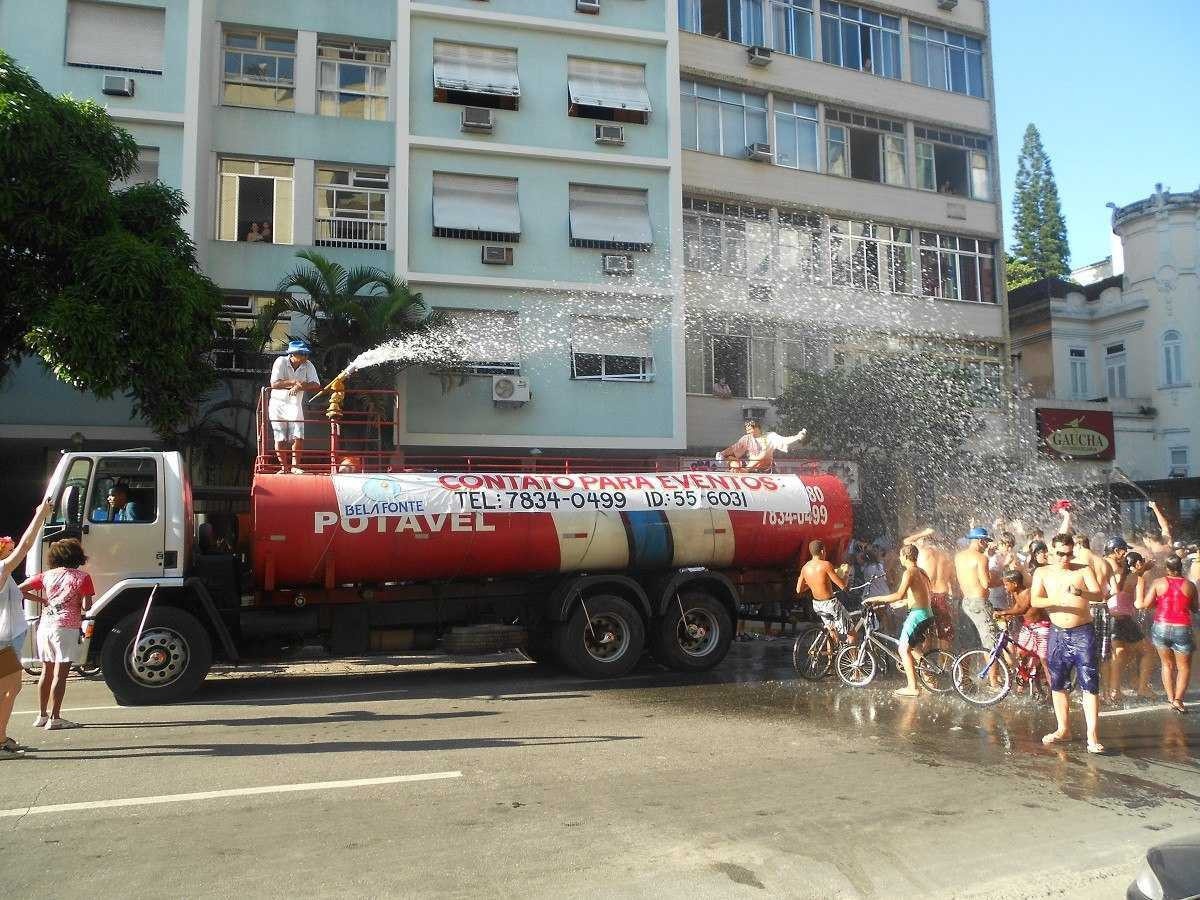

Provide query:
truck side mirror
left=62, top=484, right=83, bottom=527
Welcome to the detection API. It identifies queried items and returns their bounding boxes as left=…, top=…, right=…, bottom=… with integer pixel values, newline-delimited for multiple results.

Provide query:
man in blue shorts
left=1030, top=533, right=1105, bottom=753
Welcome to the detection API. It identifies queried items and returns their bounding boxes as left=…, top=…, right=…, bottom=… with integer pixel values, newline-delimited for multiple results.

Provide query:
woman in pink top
left=1136, top=554, right=1197, bottom=713
left=1105, top=550, right=1157, bottom=701
left=20, top=538, right=95, bottom=730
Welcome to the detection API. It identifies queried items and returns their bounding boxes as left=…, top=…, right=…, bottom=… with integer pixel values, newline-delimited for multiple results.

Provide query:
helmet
left=1104, top=536, right=1129, bottom=555
left=966, top=526, right=991, bottom=542
left=285, top=340, right=312, bottom=356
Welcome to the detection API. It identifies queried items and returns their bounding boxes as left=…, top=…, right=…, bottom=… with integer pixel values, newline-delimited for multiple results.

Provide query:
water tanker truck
left=30, top=448, right=851, bottom=704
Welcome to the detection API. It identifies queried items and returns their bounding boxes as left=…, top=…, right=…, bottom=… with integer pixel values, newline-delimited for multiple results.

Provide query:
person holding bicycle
left=997, top=568, right=1051, bottom=696
left=865, top=544, right=934, bottom=698
left=797, top=539, right=854, bottom=648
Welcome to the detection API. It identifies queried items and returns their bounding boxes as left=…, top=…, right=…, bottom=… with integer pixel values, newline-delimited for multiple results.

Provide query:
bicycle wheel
left=952, top=650, right=1011, bottom=706
left=835, top=643, right=877, bottom=688
left=916, top=648, right=955, bottom=694
left=793, top=627, right=832, bottom=681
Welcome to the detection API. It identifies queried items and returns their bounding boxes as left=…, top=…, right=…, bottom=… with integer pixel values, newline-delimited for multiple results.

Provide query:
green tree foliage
left=1004, top=253, right=1039, bottom=292
left=774, top=347, right=990, bottom=535
left=0, top=52, right=221, bottom=436
left=1010, top=123, right=1071, bottom=286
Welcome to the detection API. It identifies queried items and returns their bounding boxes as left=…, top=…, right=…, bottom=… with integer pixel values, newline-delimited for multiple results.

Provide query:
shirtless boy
left=904, top=527, right=956, bottom=649
left=1030, top=533, right=1105, bottom=753
left=955, top=527, right=1001, bottom=651
left=866, top=544, right=933, bottom=697
left=797, top=539, right=853, bottom=647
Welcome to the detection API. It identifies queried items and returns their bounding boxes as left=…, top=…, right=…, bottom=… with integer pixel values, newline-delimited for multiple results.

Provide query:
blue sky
left=991, top=1, right=1199, bottom=269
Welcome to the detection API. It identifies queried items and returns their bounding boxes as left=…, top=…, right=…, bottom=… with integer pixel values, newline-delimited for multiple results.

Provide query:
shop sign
left=1036, top=408, right=1116, bottom=461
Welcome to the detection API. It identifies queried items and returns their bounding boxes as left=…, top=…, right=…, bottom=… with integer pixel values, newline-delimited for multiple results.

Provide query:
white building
left=1009, top=185, right=1200, bottom=532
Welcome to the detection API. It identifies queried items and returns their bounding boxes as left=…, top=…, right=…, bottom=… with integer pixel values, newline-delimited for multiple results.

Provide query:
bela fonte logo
left=1045, top=416, right=1110, bottom=457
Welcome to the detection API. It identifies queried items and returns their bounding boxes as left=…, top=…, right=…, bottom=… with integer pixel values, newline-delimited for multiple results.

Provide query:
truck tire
left=101, top=606, right=213, bottom=705
left=554, top=594, right=644, bottom=679
left=652, top=591, right=733, bottom=672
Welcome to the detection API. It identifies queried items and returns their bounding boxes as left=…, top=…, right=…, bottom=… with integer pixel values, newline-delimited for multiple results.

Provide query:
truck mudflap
left=185, top=577, right=239, bottom=662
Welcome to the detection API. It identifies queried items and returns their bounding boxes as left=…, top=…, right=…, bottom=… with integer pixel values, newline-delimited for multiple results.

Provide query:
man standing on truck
left=269, top=340, right=322, bottom=474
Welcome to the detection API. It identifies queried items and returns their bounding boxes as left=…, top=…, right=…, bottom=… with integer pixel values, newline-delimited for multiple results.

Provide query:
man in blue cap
left=955, top=526, right=1001, bottom=652
left=268, top=341, right=321, bottom=474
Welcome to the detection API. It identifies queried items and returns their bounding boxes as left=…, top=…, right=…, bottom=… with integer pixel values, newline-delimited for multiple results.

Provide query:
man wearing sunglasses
left=1031, top=533, right=1105, bottom=754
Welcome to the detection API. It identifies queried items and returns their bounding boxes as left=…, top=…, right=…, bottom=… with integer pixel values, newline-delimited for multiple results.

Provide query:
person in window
left=269, top=340, right=321, bottom=474
left=245, top=222, right=264, bottom=243
left=92, top=483, right=141, bottom=522
left=261, top=221, right=273, bottom=244
left=713, top=378, right=733, bottom=399
left=720, top=419, right=807, bottom=473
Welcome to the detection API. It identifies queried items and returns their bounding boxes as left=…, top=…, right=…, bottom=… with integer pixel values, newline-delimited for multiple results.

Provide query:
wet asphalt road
left=1, top=641, right=1197, bottom=899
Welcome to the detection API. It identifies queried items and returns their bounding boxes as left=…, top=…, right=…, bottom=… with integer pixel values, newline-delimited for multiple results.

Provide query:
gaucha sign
left=1036, top=408, right=1116, bottom=461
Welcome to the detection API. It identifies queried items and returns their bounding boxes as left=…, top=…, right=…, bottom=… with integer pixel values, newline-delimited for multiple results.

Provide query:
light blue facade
left=1, top=0, right=681, bottom=456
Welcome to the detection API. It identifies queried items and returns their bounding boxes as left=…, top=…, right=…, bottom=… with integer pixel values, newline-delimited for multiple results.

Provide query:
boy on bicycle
left=865, top=544, right=933, bottom=697
left=797, top=540, right=854, bottom=651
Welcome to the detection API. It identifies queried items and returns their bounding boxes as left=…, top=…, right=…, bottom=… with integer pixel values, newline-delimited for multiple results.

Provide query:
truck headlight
left=1134, top=860, right=1164, bottom=900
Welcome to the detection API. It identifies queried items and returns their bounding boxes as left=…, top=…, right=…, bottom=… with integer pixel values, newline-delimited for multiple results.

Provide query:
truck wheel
left=554, top=594, right=645, bottom=679
left=652, top=591, right=733, bottom=672
left=101, top=606, right=213, bottom=705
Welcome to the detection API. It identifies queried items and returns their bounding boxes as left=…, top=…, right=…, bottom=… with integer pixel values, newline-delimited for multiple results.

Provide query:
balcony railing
left=314, top=217, right=387, bottom=250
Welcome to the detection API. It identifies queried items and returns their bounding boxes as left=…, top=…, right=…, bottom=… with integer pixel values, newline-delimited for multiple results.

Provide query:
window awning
left=567, top=58, right=651, bottom=112
left=433, top=173, right=520, bottom=239
left=572, top=316, right=651, bottom=358
left=67, top=0, right=165, bottom=73
left=569, top=185, right=652, bottom=249
left=433, top=41, right=520, bottom=97
left=445, top=309, right=521, bottom=362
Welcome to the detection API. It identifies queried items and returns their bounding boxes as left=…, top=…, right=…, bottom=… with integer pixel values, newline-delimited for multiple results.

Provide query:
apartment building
left=673, top=0, right=1008, bottom=453
left=0, top=0, right=1007, bottom=515
left=1010, top=185, right=1200, bottom=532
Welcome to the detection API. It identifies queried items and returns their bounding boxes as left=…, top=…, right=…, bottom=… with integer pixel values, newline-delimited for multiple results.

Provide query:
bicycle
left=792, top=576, right=882, bottom=681
left=952, top=618, right=1046, bottom=707
left=832, top=605, right=955, bottom=693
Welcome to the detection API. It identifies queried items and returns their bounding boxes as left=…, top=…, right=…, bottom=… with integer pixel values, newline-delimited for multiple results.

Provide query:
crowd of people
left=807, top=501, right=1198, bottom=754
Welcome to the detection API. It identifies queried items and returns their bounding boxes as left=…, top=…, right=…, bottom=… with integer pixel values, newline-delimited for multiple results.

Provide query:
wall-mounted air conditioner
left=481, top=245, right=514, bottom=265
left=749, top=284, right=771, bottom=303
left=747, top=142, right=773, bottom=162
left=576, top=0, right=599, bottom=13
left=493, top=375, right=531, bottom=404
left=602, top=254, right=633, bottom=276
left=937, top=0, right=958, bottom=10
left=747, top=46, right=772, bottom=67
left=461, top=107, right=495, bottom=133
left=594, top=123, right=625, bottom=146
left=102, top=75, right=135, bottom=97
left=742, top=406, right=768, bottom=422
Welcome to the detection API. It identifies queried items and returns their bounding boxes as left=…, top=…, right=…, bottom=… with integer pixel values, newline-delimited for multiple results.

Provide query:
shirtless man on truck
left=1031, top=533, right=1105, bottom=753
left=797, top=539, right=853, bottom=648
left=904, top=527, right=956, bottom=649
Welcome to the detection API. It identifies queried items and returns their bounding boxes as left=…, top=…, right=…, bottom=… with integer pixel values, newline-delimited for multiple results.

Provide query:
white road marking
left=1100, top=702, right=1188, bottom=718
left=13, top=687, right=411, bottom=717
left=0, top=771, right=462, bottom=818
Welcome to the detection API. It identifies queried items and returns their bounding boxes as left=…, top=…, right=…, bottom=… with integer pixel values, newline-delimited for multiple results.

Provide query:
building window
left=824, top=108, right=906, bottom=186
left=909, top=23, right=985, bottom=98
left=1163, top=329, right=1185, bottom=386
left=1119, top=500, right=1154, bottom=531
left=777, top=210, right=823, bottom=283
left=774, top=99, right=819, bottom=172
left=1105, top=342, right=1127, bottom=399
left=571, top=316, right=654, bottom=382
left=1180, top=498, right=1200, bottom=529
left=682, top=198, right=772, bottom=278
left=315, top=167, right=388, bottom=250
left=819, top=2, right=900, bottom=79
left=686, top=320, right=780, bottom=399
left=432, top=173, right=520, bottom=242
left=914, top=126, right=991, bottom=200
left=1067, top=347, right=1089, bottom=399
left=217, top=158, right=294, bottom=244
left=1170, top=446, right=1189, bottom=477
left=433, top=41, right=520, bottom=110
left=680, top=79, right=768, bottom=158
left=213, top=294, right=291, bottom=373
left=567, top=58, right=651, bottom=125
left=222, top=30, right=296, bottom=110
left=769, top=0, right=815, bottom=57
left=829, top=221, right=911, bottom=294
left=568, top=185, right=653, bottom=251
left=918, top=232, right=995, bottom=302
left=442, top=309, right=522, bottom=375
left=113, top=147, right=160, bottom=190
left=318, top=41, right=390, bottom=121
left=66, top=0, right=165, bottom=74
